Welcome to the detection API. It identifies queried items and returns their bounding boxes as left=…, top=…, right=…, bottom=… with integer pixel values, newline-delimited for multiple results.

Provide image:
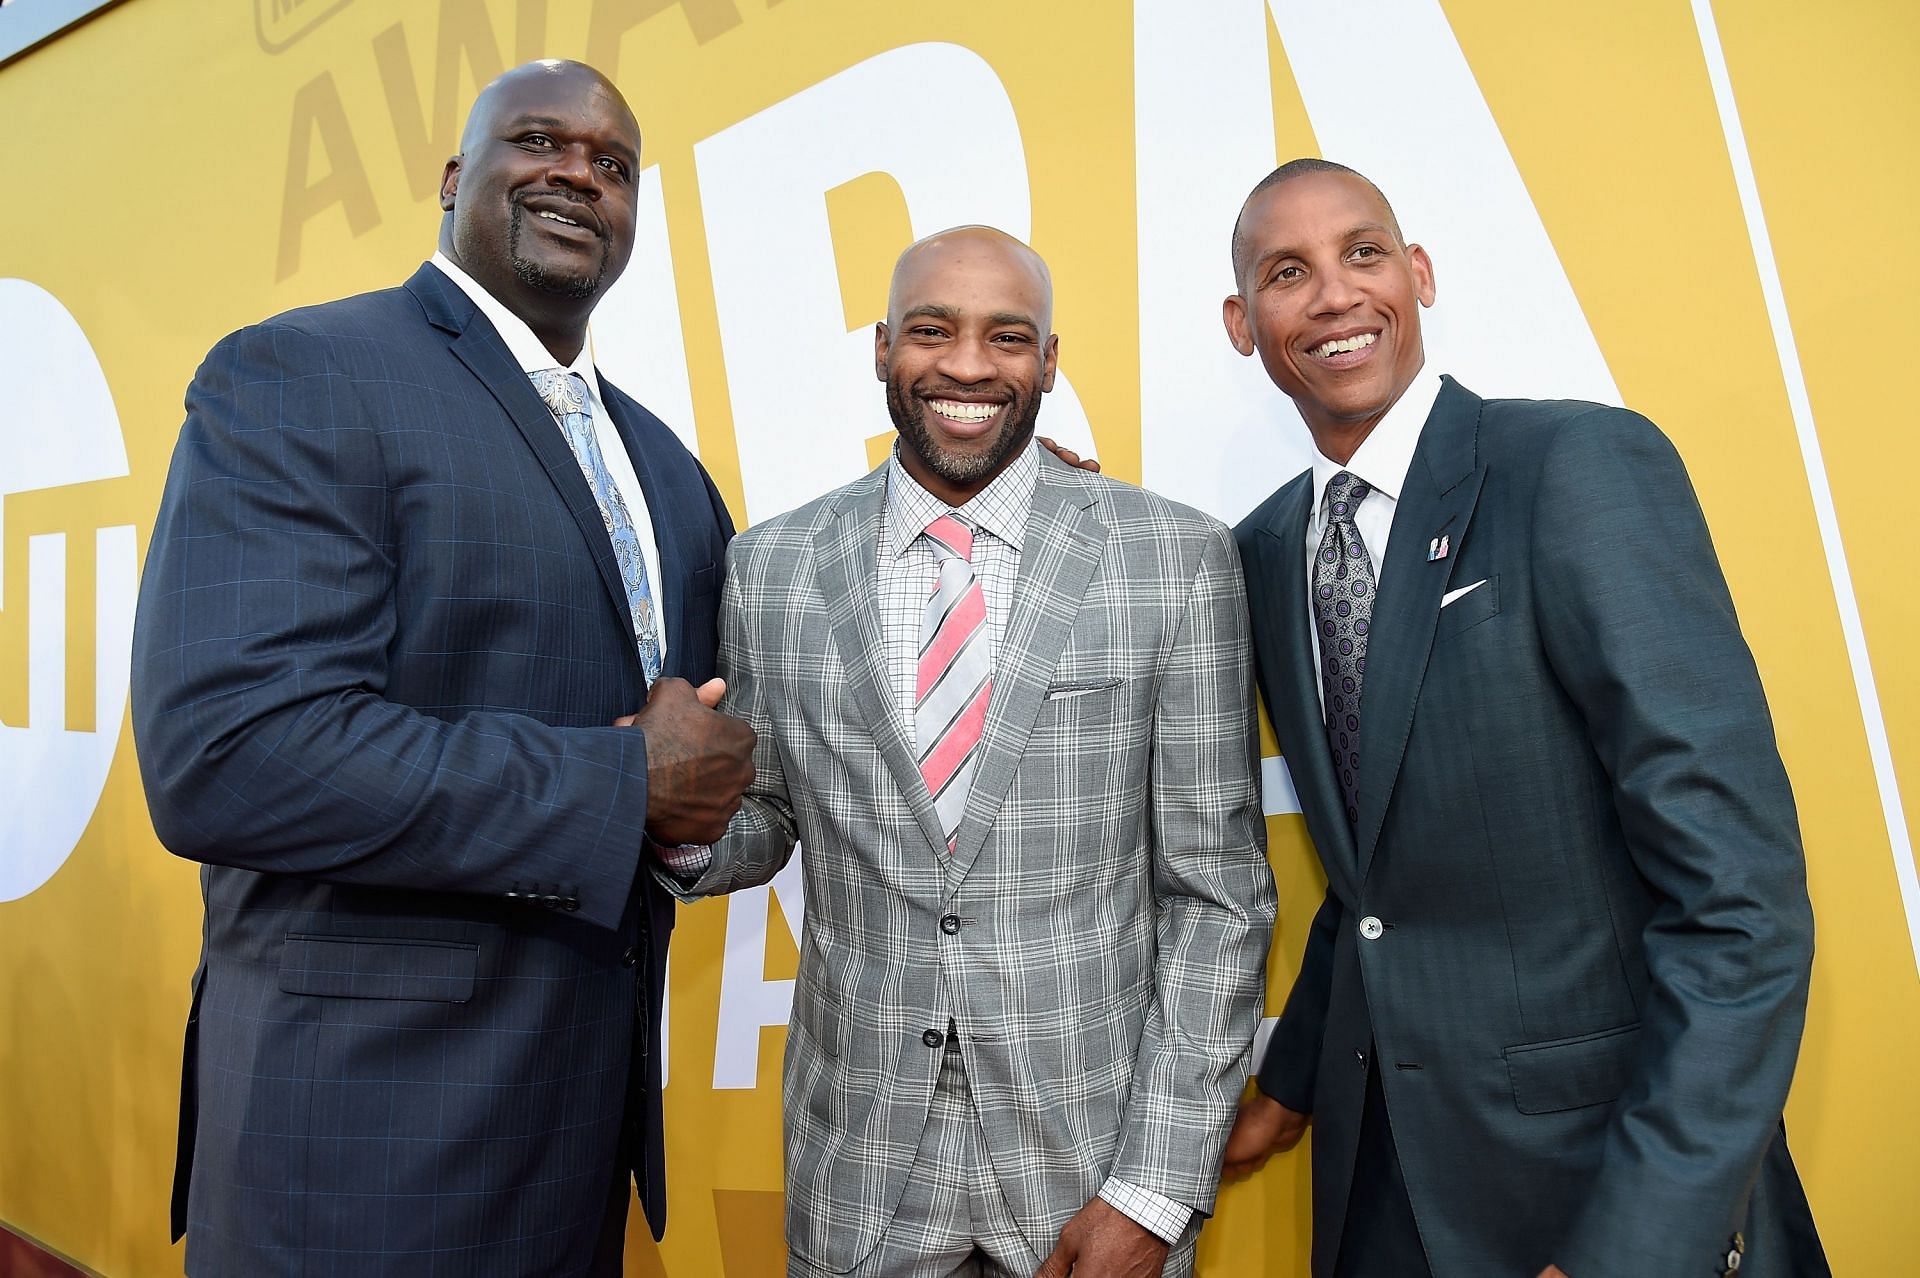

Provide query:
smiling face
left=1223, top=169, right=1435, bottom=459
left=438, top=61, right=641, bottom=361
left=876, top=228, right=1059, bottom=506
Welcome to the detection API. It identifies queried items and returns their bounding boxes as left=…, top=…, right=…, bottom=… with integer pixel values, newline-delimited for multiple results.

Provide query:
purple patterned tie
left=1313, top=471, right=1374, bottom=828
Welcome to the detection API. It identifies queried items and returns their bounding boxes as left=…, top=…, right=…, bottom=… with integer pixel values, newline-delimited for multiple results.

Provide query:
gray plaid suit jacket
left=685, top=452, right=1277, bottom=1272
left=133, top=265, right=732, bottom=1277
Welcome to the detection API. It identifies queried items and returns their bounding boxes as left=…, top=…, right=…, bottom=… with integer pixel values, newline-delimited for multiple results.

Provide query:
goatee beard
left=507, top=202, right=607, bottom=300
left=887, top=378, right=1040, bottom=490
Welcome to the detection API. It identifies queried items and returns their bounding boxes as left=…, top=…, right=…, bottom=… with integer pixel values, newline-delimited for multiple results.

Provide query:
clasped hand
left=618, top=677, right=755, bottom=846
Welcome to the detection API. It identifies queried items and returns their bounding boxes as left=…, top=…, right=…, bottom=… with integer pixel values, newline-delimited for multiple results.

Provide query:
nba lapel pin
left=1428, top=534, right=1450, bottom=562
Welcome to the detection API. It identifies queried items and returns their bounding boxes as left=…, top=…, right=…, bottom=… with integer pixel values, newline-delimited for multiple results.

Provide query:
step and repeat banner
left=2, top=0, right=1915, bottom=1273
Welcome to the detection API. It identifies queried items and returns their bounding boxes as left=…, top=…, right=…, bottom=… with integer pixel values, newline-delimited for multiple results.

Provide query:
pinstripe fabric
left=685, top=452, right=1276, bottom=1272
left=133, top=265, right=733, bottom=1277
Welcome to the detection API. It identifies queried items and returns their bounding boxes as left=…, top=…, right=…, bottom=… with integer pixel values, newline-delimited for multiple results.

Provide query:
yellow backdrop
left=1, top=1, right=1914, bottom=1274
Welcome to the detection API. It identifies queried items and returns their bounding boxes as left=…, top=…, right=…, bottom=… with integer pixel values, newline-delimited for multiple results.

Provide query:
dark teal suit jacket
left=1236, top=377, right=1826, bottom=1278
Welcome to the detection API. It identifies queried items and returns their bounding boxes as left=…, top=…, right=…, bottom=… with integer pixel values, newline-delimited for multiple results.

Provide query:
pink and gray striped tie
left=916, top=515, right=992, bottom=853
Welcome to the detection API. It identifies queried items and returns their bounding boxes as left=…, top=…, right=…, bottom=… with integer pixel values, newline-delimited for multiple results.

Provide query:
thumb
left=1034, top=1241, right=1073, bottom=1278
left=694, top=677, right=727, bottom=708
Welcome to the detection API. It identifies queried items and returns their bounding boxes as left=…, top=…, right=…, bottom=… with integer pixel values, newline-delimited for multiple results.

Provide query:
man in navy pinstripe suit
left=132, top=60, right=752, bottom=1277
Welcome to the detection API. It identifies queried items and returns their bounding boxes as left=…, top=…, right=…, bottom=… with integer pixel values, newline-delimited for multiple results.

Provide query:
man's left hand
left=1034, top=1196, right=1169, bottom=1278
left=1537, top=1266, right=1571, bottom=1277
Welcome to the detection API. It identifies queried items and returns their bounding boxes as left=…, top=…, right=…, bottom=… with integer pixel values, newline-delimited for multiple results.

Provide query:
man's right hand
left=1221, top=1092, right=1310, bottom=1180
left=624, top=676, right=755, bottom=846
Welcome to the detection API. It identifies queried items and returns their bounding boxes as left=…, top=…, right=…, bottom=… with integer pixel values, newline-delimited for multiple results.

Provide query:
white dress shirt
left=880, top=441, right=1193, bottom=1245
left=429, top=251, right=668, bottom=667
left=1303, top=369, right=1444, bottom=713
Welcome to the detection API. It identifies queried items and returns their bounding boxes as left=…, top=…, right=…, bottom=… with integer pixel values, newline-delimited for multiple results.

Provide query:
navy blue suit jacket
left=133, top=264, right=732, bottom=1277
left=1237, top=379, right=1825, bottom=1278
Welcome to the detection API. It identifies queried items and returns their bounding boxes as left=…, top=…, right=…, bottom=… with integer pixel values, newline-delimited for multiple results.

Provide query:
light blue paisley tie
left=531, top=368, right=663, bottom=682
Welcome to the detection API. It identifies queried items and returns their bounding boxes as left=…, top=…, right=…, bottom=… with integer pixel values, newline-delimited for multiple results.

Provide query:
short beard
left=507, top=201, right=608, bottom=300
left=886, top=376, right=1041, bottom=491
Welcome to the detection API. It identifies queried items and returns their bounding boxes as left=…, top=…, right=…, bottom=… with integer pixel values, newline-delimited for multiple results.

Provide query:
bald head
left=437, top=59, right=643, bottom=364
left=1231, top=158, right=1403, bottom=291
left=459, top=60, right=639, bottom=157
left=886, top=226, right=1054, bottom=336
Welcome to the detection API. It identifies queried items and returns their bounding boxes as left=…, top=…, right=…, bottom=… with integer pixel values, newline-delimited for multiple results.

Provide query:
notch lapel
left=811, top=469, right=954, bottom=867
left=408, top=266, right=641, bottom=677
left=1250, top=477, right=1360, bottom=895
left=1352, top=377, right=1487, bottom=879
left=945, top=459, right=1106, bottom=887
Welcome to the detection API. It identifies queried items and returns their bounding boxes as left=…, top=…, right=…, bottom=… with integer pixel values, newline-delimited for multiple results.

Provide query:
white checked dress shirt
left=880, top=441, right=1193, bottom=1246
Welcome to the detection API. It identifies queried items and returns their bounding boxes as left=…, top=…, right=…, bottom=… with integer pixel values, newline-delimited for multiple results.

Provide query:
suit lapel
left=811, top=469, right=954, bottom=865
left=408, top=266, right=641, bottom=676
left=1250, top=477, right=1359, bottom=892
left=946, top=458, right=1107, bottom=887
left=1352, top=377, right=1487, bottom=879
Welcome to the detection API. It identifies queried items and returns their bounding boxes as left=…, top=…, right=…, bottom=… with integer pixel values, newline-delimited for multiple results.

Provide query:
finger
left=646, top=675, right=689, bottom=703
left=613, top=713, right=639, bottom=727
left=694, top=677, right=727, bottom=708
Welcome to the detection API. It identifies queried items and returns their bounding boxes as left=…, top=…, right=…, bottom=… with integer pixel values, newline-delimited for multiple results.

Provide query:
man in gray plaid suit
left=667, top=227, right=1276, bottom=1277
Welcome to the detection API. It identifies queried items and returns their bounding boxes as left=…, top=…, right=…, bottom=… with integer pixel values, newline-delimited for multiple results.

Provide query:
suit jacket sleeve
left=665, top=534, right=800, bottom=901
left=1108, top=522, right=1278, bottom=1215
left=1256, top=884, right=1340, bottom=1113
left=1533, top=411, right=1814, bottom=1278
left=133, top=321, right=655, bottom=930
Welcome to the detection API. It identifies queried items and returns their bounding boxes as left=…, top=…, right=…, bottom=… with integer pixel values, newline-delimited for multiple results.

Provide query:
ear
left=873, top=322, right=891, bottom=382
left=1039, top=334, right=1060, bottom=392
left=1222, top=294, right=1255, bottom=356
left=439, top=158, right=461, bottom=212
left=1408, top=243, right=1436, bottom=307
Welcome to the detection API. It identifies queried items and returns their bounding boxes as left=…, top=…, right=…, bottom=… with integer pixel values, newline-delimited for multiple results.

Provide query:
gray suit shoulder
left=1045, top=455, right=1233, bottom=543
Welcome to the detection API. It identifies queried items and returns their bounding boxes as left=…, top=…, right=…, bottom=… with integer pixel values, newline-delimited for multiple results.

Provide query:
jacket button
left=1358, top=916, right=1385, bottom=941
left=621, top=947, right=639, bottom=968
left=940, top=914, right=961, bottom=935
left=922, top=1028, right=944, bottom=1048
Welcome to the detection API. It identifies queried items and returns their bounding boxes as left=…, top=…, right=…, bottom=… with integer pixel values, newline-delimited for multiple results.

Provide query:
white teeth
left=538, top=210, right=579, bottom=226
left=929, top=400, right=999, bottom=422
left=1311, top=332, right=1377, bottom=358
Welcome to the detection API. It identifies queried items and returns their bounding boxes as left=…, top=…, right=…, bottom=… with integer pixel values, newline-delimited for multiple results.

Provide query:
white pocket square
left=1441, top=580, right=1488, bottom=608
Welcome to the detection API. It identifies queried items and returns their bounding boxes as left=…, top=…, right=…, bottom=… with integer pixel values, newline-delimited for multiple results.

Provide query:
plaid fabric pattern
left=692, top=452, right=1275, bottom=1271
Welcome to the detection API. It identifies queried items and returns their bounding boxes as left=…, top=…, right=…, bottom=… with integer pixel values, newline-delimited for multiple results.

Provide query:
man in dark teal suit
left=1217, top=159, right=1827, bottom=1278
left=133, top=61, right=753, bottom=1276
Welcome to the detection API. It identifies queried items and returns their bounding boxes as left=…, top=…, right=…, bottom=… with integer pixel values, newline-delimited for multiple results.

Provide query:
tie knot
left=924, top=513, right=975, bottom=563
left=531, top=368, right=589, bottom=421
left=1324, top=471, right=1372, bottom=524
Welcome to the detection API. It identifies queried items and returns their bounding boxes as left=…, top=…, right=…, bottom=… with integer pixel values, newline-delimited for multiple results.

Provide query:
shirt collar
left=885, top=438, right=1039, bottom=560
left=430, top=252, right=606, bottom=407
left=1308, top=366, right=1443, bottom=523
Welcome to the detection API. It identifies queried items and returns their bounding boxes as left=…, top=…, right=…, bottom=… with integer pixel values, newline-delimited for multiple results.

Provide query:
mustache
left=914, top=382, right=1011, bottom=402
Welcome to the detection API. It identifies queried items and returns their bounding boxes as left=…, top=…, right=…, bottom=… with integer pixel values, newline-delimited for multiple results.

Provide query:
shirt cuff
left=654, top=842, right=713, bottom=879
left=1097, top=1176, right=1192, bottom=1246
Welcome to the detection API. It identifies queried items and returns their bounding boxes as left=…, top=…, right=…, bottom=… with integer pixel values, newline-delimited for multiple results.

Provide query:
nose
left=934, top=333, right=996, bottom=385
left=545, top=143, right=601, bottom=198
left=1307, top=264, right=1363, bottom=317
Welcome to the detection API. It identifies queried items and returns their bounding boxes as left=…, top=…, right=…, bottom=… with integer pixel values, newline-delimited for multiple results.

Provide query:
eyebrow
left=502, top=114, right=638, bottom=164
left=899, top=303, right=1039, bottom=331
left=1253, top=222, right=1398, bottom=273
